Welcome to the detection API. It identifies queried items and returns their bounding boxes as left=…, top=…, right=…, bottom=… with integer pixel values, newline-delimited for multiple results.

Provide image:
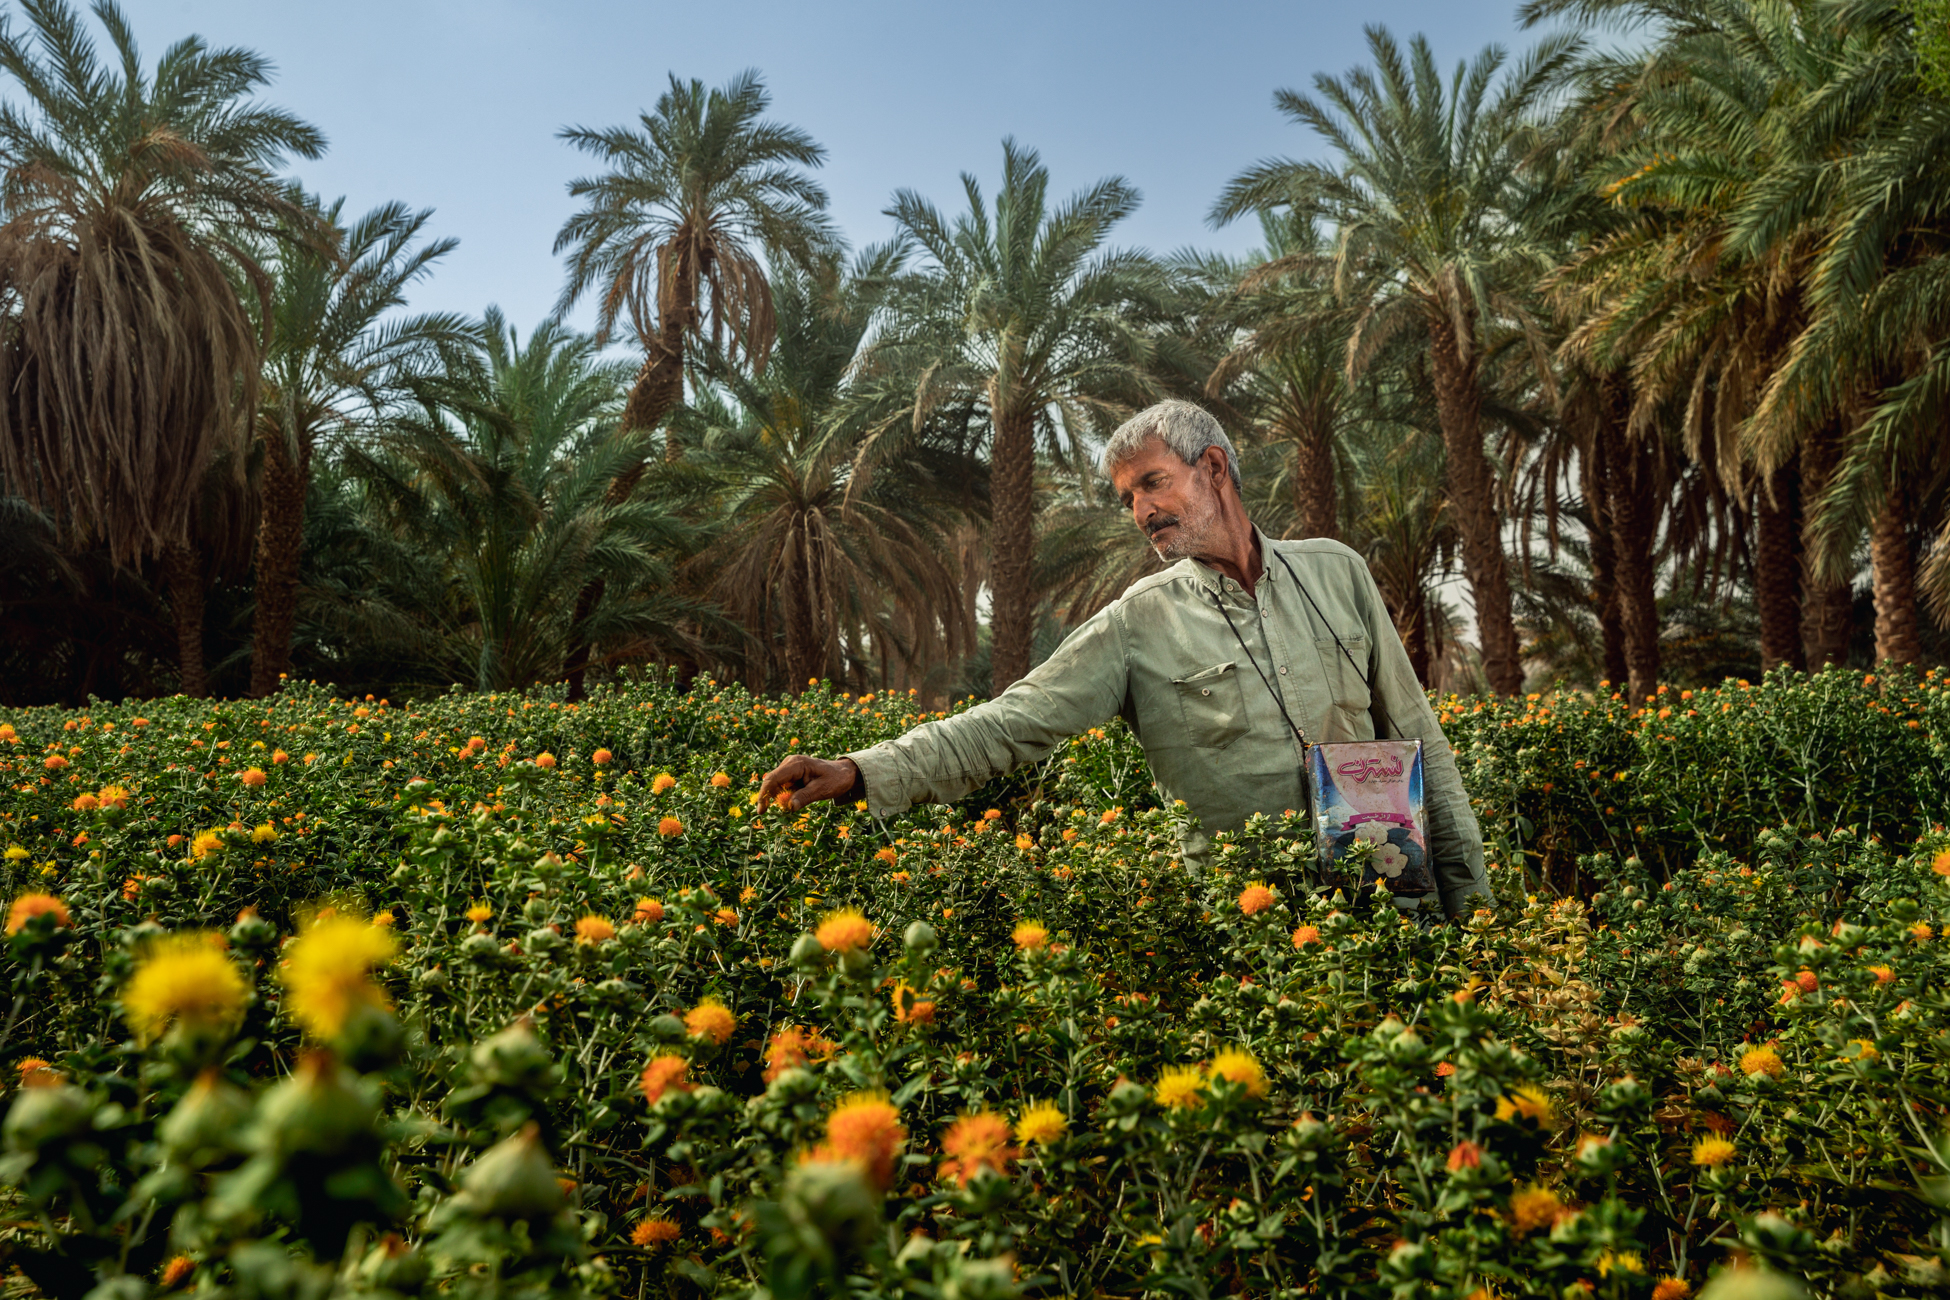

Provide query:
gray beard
left=1148, top=505, right=1217, bottom=562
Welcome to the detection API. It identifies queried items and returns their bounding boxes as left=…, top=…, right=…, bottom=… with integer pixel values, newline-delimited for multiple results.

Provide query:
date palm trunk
left=1400, top=592, right=1431, bottom=686
left=1800, top=427, right=1852, bottom=669
left=162, top=541, right=208, bottom=698
left=248, top=430, right=310, bottom=696
left=1290, top=407, right=1339, bottom=541
left=563, top=321, right=690, bottom=701
left=988, top=407, right=1038, bottom=694
left=1609, top=428, right=1661, bottom=706
left=783, top=520, right=825, bottom=691
left=1583, top=420, right=1628, bottom=689
left=1754, top=462, right=1804, bottom=672
left=1871, top=477, right=1920, bottom=666
left=1427, top=311, right=1523, bottom=695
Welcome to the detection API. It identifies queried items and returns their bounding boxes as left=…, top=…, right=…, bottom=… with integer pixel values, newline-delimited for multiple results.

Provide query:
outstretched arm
left=759, top=604, right=1129, bottom=820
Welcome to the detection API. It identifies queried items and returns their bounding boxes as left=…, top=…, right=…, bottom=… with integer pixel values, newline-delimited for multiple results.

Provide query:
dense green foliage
left=0, top=670, right=1945, bottom=1296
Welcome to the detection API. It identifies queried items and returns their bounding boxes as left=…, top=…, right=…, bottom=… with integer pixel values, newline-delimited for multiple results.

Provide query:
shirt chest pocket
left=1171, top=662, right=1251, bottom=750
left=1315, top=635, right=1372, bottom=715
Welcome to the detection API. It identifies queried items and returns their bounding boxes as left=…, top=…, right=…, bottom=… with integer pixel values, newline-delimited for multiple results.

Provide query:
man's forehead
left=1111, top=436, right=1178, bottom=486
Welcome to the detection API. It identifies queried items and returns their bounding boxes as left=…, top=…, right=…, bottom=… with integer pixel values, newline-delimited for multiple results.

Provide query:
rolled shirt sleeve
left=846, top=605, right=1130, bottom=817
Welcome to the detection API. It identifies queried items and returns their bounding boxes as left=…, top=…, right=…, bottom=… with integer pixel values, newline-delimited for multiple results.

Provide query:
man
left=758, top=400, right=1492, bottom=919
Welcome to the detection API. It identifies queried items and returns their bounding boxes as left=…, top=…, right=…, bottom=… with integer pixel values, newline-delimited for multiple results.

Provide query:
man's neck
left=1196, top=520, right=1263, bottom=591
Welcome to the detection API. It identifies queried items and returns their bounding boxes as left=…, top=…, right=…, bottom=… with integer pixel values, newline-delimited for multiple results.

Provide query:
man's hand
left=757, top=755, right=860, bottom=814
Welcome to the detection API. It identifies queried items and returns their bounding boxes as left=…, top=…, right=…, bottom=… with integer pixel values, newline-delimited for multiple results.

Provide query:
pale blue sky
left=130, top=0, right=1543, bottom=334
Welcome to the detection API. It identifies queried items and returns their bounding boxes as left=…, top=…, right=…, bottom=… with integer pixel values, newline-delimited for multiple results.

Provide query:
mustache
left=1144, top=514, right=1180, bottom=538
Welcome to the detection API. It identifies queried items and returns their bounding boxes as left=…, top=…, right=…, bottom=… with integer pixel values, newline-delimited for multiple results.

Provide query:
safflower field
left=0, top=669, right=1947, bottom=1298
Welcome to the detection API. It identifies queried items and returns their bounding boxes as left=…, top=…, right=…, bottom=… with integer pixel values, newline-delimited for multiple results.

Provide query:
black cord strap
left=1210, top=589, right=1310, bottom=750
left=1272, top=549, right=1396, bottom=741
left=1206, top=547, right=1398, bottom=746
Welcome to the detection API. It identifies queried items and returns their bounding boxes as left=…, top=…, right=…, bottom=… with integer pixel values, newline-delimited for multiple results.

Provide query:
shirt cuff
left=845, top=747, right=906, bottom=820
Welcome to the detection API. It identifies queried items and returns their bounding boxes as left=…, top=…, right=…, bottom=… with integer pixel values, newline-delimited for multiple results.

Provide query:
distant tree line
left=3, top=0, right=1948, bottom=707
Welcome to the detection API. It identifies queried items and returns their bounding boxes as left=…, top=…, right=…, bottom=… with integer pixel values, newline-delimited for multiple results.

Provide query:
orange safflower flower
left=634, top=898, right=665, bottom=925
left=574, top=916, right=616, bottom=945
left=1509, top=1185, right=1562, bottom=1233
left=632, top=1216, right=680, bottom=1248
left=815, top=908, right=874, bottom=953
left=1292, top=925, right=1321, bottom=948
left=7, top=893, right=69, bottom=935
left=811, top=1092, right=905, bottom=1190
left=238, top=767, right=267, bottom=788
left=685, top=997, right=736, bottom=1045
left=938, top=1112, right=1015, bottom=1186
left=1691, top=1136, right=1735, bottom=1166
left=658, top=817, right=684, bottom=837
left=651, top=773, right=676, bottom=794
left=591, top=749, right=612, bottom=766
left=1739, top=1044, right=1784, bottom=1078
left=892, top=981, right=936, bottom=1025
left=1237, top=883, right=1275, bottom=915
left=640, top=1054, right=691, bottom=1104
left=1011, top=921, right=1049, bottom=951
left=765, top=1026, right=815, bottom=1081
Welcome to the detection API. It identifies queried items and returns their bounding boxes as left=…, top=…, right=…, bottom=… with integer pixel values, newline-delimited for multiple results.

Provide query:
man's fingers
left=756, top=756, right=807, bottom=810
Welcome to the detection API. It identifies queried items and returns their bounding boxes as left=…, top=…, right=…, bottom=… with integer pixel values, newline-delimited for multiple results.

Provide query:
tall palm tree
left=677, top=248, right=980, bottom=691
left=1737, top=0, right=1950, bottom=662
left=1535, top=0, right=1889, bottom=672
left=552, top=69, right=834, bottom=694
left=0, top=0, right=323, bottom=695
left=1195, top=215, right=1355, bottom=543
left=247, top=196, right=470, bottom=696
left=348, top=310, right=694, bottom=691
left=863, top=139, right=1170, bottom=694
left=1214, top=26, right=1580, bottom=696
left=554, top=70, right=834, bottom=454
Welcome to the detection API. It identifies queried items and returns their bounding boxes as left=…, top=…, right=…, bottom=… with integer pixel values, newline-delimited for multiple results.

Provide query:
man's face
left=1110, top=437, right=1224, bottom=562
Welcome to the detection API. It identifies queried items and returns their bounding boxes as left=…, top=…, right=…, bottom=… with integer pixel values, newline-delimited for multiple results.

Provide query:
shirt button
left=1201, top=688, right=1211, bottom=696
left=1278, top=666, right=1288, bottom=675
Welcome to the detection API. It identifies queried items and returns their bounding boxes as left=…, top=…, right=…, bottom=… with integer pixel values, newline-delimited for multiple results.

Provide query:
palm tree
left=677, top=248, right=980, bottom=691
left=1737, top=0, right=1950, bottom=663
left=1341, top=415, right=1462, bottom=688
left=1196, top=215, right=1355, bottom=543
left=554, top=70, right=834, bottom=454
left=863, top=140, right=1170, bottom=694
left=0, top=0, right=324, bottom=695
left=1535, top=0, right=1897, bottom=672
left=552, top=69, right=834, bottom=694
left=348, top=310, right=694, bottom=691
left=247, top=196, right=470, bottom=696
left=1214, top=26, right=1580, bottom=696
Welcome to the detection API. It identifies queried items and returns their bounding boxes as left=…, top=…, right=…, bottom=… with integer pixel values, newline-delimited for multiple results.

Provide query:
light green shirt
left=848, top=532, right=1492, bottom=917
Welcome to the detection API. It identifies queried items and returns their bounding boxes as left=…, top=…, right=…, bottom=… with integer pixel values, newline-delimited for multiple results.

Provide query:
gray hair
left=1099, top=400, right=1242, bottom=492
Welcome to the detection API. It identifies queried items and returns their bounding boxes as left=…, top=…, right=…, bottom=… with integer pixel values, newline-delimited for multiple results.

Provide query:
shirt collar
left=1189, top=526, right=1276, bottom=596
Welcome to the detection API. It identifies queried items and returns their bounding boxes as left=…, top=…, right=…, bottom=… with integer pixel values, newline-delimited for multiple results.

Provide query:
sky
left=130, top=0, right=1547, bottom=336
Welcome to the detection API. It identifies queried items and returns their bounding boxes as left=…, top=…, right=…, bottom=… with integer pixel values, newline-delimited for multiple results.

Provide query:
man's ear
left=1205, top=445, right=1231, bottom=490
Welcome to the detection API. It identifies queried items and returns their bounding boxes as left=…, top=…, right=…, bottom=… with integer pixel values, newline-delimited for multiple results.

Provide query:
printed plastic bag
left=1305, top=739, right=1435, bottom=897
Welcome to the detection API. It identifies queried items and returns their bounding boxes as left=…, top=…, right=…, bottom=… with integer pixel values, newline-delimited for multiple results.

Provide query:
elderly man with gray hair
left=759, top=399, right=1492, bottom=920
